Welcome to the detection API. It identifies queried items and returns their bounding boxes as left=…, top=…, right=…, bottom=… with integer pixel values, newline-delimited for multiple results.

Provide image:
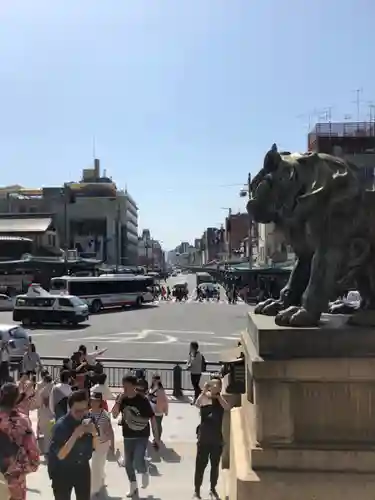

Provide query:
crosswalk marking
left=152, top=297, right=245, bottom=306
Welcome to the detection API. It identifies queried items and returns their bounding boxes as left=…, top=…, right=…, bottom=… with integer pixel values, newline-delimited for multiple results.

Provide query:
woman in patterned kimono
left=0, top=383, right=40, bottom=500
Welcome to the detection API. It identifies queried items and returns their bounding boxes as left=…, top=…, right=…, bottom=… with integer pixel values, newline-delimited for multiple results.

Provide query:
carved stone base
left=226, top=312, right=375, bottom=500
left=349, top=309, right=375, bottom=326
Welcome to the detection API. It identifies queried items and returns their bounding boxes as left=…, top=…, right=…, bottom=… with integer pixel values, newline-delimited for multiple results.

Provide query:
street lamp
left=238, top=173, right=253, bottom=269
left=221, top=207, right=232, bottom=261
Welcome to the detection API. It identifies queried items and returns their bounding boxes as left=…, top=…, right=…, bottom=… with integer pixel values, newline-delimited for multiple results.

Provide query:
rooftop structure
left=308, top=121, right=375, bottom=155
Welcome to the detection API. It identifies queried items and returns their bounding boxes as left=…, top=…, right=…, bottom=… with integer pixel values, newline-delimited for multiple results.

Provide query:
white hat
left=90, top=384, right=104, bottom=397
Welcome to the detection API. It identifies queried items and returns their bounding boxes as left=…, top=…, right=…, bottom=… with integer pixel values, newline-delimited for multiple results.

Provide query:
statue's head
left=247, top=144, right=298, bottom=224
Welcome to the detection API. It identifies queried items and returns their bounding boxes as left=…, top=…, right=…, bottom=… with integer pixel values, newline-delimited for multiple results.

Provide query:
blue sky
left=0, top=1, right=374, bottom=249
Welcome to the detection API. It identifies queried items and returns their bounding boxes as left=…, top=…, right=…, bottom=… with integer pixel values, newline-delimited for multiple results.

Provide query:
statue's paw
left=290, top=307, right=319, bottom=327
left=275, top=306, right=300, bottom=326
left=262, top=301, right=284, bottom=316
left=254, top=298, right=274, bottom=314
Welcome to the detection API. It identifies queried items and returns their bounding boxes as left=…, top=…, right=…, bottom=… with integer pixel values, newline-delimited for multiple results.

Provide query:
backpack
left=201, top=354, right=207, bottom=372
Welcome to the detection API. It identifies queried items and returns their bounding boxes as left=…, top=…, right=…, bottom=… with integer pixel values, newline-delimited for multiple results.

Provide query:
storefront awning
left=0, top=217, right=52, bottom=233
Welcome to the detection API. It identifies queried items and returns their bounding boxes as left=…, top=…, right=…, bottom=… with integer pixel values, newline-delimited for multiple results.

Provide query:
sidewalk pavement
left=26, top=396, right=219, bottom=500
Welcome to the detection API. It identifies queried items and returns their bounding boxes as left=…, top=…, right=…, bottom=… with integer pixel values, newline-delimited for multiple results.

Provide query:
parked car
left=0, top=324, right=31, bottom=365
left=0, top=294, right=14, bottom=311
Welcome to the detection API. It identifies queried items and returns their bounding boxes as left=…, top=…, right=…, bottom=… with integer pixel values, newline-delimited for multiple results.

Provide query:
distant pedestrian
left=49, top=370, right=72, bottom=421
left=22, top=343, right=42, bottom=380
left=186, top=342, right=204, bottom=403
left=78, top=345, right=108, bottom=366
left=0, top=332, right=11, bottom=385
left=135, top=369, right=148, bottom=395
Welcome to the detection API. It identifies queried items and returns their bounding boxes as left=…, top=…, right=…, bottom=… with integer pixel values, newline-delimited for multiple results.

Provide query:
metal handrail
left=37, top=356, right=223, bottom=397
left=39, top=355, right=221, bottom=367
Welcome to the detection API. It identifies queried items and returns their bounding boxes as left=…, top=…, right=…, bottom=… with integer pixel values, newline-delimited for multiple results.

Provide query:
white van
left=13, top=284, right=89, bottom=326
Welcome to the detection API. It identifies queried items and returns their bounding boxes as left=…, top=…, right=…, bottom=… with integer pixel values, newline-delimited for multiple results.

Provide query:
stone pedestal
left=228, top=312, right=375, bottom=500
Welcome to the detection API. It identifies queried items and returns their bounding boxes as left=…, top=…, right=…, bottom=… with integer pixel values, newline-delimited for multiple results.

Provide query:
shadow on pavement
left=147, top=443, right=161, bottom=463
left=27, top=323, right=89, bottom=331
left=170, top=395, right=192, bottom=404
left=160, top=445, right=181, bottom=463
left=93, top=304, right=160, bottom=315
left=147, top=442, right=182, bottom=464
left=148, top=462, right=161, bottom=476
left=137, top=497, right=162, bottom=500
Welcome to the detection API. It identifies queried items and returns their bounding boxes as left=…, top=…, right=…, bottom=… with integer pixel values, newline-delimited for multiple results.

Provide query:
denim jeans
left=123, top=437, right=149, bottom=482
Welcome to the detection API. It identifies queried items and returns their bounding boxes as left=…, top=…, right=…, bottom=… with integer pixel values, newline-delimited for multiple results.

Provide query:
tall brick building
left=225, top=212, right=249, bottom=257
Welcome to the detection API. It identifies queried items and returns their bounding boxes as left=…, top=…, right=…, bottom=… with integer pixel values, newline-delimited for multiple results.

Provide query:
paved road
left=1, top=274, right=249, bottom=362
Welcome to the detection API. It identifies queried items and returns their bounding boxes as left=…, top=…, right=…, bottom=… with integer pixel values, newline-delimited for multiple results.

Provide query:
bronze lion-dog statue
left=247, top=144, right=375, bottom=327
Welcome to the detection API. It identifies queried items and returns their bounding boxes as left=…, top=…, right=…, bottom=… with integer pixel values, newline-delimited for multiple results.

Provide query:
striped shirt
left=90, top=410, right=111, bottom=443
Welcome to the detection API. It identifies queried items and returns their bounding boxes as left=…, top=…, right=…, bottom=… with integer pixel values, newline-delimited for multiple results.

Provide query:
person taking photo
left=193, top=378, right=229, bottom=499
left=48, top=390, right=98, bottom=500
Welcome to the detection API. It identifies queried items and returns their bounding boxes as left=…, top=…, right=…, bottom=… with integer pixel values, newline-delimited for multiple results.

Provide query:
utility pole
left=225, top=208, right=232, bottom=262
left=247, top=173, right=253, bottom=269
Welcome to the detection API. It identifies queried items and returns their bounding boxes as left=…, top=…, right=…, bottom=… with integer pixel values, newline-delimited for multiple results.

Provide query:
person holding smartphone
left=193, top=378, right=229, bottom=499
left=48, top=389, right=98, bottom=500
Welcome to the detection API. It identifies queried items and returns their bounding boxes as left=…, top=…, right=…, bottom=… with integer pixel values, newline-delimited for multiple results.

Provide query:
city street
left=1, top=274, right=249, bottom=362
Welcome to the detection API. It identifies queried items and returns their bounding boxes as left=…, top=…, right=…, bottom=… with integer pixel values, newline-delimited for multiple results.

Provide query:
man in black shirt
left=112, top=374, right=160, bottom=498
left=194, top=378, right=229, bottom=499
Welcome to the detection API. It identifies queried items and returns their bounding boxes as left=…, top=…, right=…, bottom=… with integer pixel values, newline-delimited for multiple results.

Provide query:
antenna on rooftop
left=368, top=102, right=375, bottom=123
left=352, top=88, right=363, bottom=124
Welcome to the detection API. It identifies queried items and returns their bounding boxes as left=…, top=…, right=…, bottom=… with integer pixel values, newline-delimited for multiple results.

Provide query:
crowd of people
left=0, top=340, right=229, bottom=500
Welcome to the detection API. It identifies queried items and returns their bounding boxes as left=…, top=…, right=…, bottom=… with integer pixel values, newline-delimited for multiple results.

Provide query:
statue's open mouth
left=247, top=198, right=276, bottom=224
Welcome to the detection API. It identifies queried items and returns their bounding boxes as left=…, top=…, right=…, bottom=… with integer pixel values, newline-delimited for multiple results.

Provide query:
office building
left=0, top=159, right=139, bottom=265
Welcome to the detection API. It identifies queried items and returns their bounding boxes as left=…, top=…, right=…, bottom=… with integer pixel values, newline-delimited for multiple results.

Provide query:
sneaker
left=115, top=449, right=125, bottom=467
left=126, top=481, right=138, bottom=497
left=141, top=471, right=149, bottom=488
left=193, top=491, right=201, bottom=499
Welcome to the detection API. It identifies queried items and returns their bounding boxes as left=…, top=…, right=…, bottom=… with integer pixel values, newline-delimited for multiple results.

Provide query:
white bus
left=50, top=274, right=155, bottom=313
